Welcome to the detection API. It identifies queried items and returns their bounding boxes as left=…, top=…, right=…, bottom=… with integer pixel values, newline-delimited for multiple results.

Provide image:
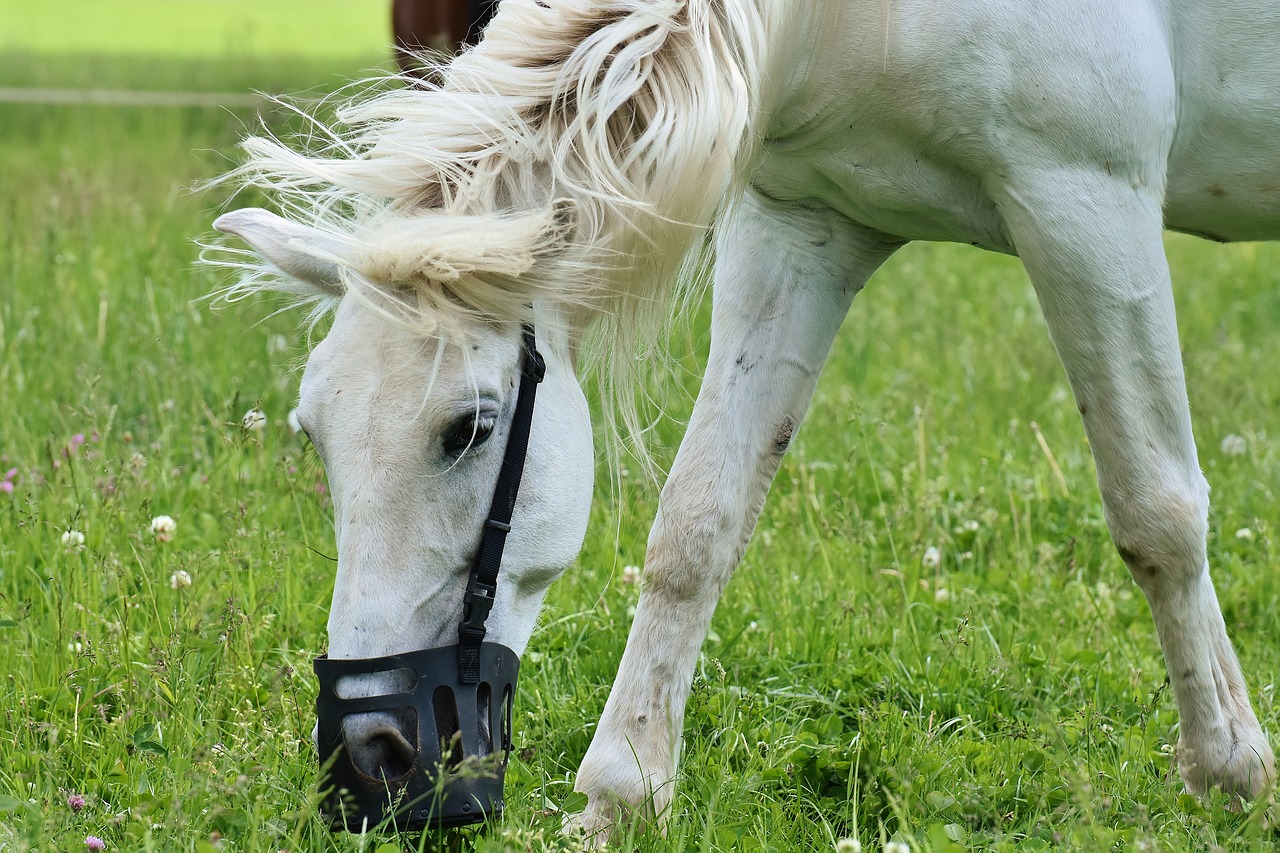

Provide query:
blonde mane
left=212, top=0, right=779, bottom=469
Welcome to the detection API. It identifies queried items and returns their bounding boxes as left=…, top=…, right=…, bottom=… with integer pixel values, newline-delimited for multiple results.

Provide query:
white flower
left=886, top=842, right=910, bottom=853
left=1220, top=434, right=1246, bottom=456
left=1235, top=527, right=1255, bottom=541
left=620, top=564, right=641, bottom=585
left=934, top=587, right=951, bottom=603
left=242, top=407, right=267, bottom=432
left=170, top=570, right=192, bottom=590
left=922, top=546, right=941, bottom=569
left=835, top=839, right=862, bottom=853
left=150, top=515, right=177, bottom=542
left=61, top=529, right=86, bottom=550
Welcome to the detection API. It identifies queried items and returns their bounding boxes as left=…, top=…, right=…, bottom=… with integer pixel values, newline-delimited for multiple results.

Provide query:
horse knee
left=643, top=495, right=743, bottom=602
left=1104, top=474, right=1209, bottom=590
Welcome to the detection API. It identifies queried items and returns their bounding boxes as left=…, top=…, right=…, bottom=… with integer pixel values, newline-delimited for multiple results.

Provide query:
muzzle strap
left=458, top=324, right=546, bottom=683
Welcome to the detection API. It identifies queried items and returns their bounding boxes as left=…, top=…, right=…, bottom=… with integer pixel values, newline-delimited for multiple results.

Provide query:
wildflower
left=885, top=842, right=909, bottom=853
left=1220, top=434, right=1246, bottom=456
left=1, top=467, right=16, bottom=493
left=62, top=529, right=86, bottom=551
left=68, top=792, right=86, bottom=811
left=68, top=641, right=84, bottom=654
left=934, top=587, right=951, bottom=603
left=241, top=407, right=267, bottom=432
left=922, top=546, right=940, bottom=569
left=150, top=515, right=177, bottom=542
left=1236, top=527, right=1255, bottom=541
left=170, top=570, right=193, bottom=590
left=129, top=452, right=147, bottom=471
left=85, top=837, right=106, bottom=851
left=620, top=565, right=641, bottom=585
left=836, top=839, right=862, bottom=853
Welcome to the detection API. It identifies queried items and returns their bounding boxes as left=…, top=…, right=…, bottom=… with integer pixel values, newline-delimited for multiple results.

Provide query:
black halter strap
left=457, top=324, right=546, bottom=683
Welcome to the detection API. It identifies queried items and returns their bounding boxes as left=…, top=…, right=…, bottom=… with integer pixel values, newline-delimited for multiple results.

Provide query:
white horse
left=211, top=0, right=1277, bottom=837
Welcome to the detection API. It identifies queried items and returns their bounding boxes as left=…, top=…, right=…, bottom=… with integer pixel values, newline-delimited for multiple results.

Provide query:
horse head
left=214, top=207, right=594, bottom=823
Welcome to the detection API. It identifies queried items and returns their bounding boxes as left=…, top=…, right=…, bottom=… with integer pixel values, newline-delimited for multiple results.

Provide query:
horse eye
left=443, top=414, right=497, bottom=457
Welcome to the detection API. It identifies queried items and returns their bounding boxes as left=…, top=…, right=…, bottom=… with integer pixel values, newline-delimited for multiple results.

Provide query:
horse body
left=211, top=0, right=1277, bottom=838
left=755, top=0, right=1280, bottom=251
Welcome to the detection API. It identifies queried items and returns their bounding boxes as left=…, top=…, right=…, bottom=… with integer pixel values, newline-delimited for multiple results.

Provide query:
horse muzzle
left=313, top=642, right=519, bottom=831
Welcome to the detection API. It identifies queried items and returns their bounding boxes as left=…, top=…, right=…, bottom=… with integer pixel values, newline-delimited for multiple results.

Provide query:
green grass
left=2, top=3, right=1279, bottom=851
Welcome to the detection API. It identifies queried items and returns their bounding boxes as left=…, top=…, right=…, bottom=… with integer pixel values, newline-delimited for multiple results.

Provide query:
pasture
left=2, top=1, right=1279, bottom=850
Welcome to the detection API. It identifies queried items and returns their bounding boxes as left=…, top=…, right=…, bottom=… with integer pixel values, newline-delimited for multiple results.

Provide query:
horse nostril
left=343, top=711, right=419, bottom=783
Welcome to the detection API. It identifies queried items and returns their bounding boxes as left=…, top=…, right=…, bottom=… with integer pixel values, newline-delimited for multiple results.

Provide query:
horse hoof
left=562, top=808, right=614, bottom=849
left=1179, top=723, right=1275, bottom=805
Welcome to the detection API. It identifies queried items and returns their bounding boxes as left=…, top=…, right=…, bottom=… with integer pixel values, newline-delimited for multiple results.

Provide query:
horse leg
left=997, top=171, right=1274, bottom=803
left=568, top=190, right=899, bottom=837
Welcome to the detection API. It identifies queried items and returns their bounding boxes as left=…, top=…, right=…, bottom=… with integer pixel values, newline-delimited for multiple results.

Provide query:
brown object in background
left=393, top=0, right=499, bottom=73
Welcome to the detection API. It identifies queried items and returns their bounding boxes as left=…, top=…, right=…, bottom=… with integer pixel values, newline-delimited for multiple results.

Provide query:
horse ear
left=214, top=208, right=347, bottom=297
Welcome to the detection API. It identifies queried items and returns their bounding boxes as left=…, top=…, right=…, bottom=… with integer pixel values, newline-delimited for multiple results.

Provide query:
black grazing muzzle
left=313, top=325, right=546, bottom=832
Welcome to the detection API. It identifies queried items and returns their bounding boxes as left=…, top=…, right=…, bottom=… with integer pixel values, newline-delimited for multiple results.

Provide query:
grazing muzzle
left=314, top=644, right=519, bottom=830
left=313, top=326, right=546, bottom=832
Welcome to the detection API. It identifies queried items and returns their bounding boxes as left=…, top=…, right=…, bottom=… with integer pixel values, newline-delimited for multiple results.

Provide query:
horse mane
left=210, top=0, right=776, bottom=469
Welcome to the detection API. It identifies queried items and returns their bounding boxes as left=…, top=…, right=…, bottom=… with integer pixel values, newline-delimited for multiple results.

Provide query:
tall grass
left=1, top=3, right=1278, bottom=851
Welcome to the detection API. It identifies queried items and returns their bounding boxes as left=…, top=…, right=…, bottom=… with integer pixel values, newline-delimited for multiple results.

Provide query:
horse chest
left=752, top=136, right=1015, bottom=254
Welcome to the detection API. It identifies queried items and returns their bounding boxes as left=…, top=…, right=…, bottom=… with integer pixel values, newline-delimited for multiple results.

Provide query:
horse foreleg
left=567, top=191, right=899, bottom=839
left=999, top=169, right=1274, bottom=804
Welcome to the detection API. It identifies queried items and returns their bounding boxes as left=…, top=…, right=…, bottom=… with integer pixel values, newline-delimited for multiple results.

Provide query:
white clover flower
left=242, top=407, right=267, bottom=432
left=885, top=842, right=910, bottom=853
left=963, top=519, right=980, bottom=533
left=620, top=564, right=641, bottom=585
left=150, top=515, right=177, bottom=542
left=1236, top=527, right=1255, bottom=541
left=170, top=570, right=192, bottom=590
left=61, top=529, right=86, bottom=551
left=934, top=587, right=951, bottom=603
left=1220, top=434, right=1246, bottom=456
left=835, top=840, right=862, bottom=853
left=922, top=546, right=941, bottom=569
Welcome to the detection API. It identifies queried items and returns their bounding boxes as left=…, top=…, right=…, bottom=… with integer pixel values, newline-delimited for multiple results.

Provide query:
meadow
left=1, top=2, right=1278, bottom=850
